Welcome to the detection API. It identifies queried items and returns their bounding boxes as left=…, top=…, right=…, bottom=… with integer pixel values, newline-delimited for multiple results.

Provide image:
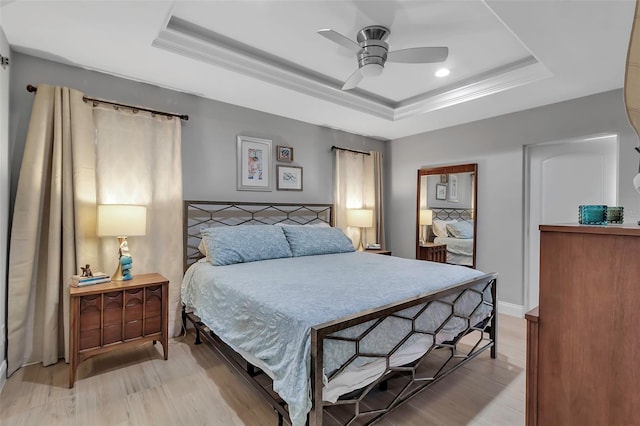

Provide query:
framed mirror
left=416, top=163, right=477, bottom=268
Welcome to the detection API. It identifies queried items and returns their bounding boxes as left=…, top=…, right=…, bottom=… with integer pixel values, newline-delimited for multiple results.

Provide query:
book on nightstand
left=71, top=273, right=111, bottom=287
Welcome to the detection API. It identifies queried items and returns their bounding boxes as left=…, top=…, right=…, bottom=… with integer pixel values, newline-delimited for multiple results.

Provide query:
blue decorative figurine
left=120, top=254, right=133, bottom=281
left=118, top=239, right=134, bottom=281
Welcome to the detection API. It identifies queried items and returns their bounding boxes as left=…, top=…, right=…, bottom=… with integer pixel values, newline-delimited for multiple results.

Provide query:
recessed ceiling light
left=435, top=68, right=450, bottom=78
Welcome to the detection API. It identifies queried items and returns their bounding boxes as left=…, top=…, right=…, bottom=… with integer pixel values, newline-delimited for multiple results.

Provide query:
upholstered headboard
left=183, top=201, right=333, bottom=271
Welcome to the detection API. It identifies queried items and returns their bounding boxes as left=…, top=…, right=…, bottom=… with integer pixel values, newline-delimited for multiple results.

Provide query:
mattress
left=181, top=252, right=492, bottom=426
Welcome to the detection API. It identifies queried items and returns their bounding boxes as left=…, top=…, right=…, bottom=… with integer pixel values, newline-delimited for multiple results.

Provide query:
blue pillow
left=281, top=226, right=355, bottom=257
left=202, top=225, right=292, bottom=266
left=446, top=221, right=474, bottom=239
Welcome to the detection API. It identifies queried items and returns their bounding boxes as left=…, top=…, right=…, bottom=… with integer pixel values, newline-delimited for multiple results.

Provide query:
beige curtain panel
left=7, top=85, right=183, bottom=376
left=7, top=85, right=98, bottom=375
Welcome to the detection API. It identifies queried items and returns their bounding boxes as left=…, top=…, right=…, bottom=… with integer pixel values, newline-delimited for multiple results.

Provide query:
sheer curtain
left=7, top=85, right=183, bottom=376
left=93, top=107, right=183, bottom=337
left=334, top=149, right=385, bottom=249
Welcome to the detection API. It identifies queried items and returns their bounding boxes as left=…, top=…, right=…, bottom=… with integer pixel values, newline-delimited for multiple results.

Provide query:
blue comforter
left=181, top=251, right=491, bottom=426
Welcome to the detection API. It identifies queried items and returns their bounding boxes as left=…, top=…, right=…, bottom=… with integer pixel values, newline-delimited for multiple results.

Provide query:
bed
left=431, top=208, right=475, bottom=267
left=181, top=201, right=497, bottom=426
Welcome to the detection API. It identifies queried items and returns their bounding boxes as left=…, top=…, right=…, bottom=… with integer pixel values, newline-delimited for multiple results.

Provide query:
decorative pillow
left=281, top=226, right=355, bottom=257
left=446, top=221, right=474, bottom=239
left=432, top=219, right=457, bottom=238
left=201, top=225, right=292, bottom=266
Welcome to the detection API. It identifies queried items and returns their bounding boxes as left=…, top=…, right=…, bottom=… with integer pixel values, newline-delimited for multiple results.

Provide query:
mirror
left=416, top=163, right=478, bottom=268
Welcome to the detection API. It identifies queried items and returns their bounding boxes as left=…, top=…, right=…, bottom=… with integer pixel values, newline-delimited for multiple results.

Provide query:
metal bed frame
left=182, top=201, right=498, bottom=426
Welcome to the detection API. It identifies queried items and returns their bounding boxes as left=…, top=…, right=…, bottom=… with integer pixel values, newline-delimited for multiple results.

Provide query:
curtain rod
left=331, top=145, right=370, bottom=156
left=26, top=84, right=189, bottom=121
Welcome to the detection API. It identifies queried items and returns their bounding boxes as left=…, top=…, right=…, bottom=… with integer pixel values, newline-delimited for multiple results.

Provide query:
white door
left=525, top=134, right=618, bottom=311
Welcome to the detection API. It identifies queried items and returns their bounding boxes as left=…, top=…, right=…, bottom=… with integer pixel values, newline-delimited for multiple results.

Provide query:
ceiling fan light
left=361, top=63, right=383, bottom=77
left=435, top=68, right=450, bottom=78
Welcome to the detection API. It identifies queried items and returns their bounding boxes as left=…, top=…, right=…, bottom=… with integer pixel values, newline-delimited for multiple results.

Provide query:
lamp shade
left=347, top=209, right=373, bottom=228
left=97, top=205, right=147, bottom=237
left=419, top=209, right=433, bottom=226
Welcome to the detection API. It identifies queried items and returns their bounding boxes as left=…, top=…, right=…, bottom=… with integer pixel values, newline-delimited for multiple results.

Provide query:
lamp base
left=356, top=227, right=366, bottom=251
left=112, top=260, right=125, bottom=281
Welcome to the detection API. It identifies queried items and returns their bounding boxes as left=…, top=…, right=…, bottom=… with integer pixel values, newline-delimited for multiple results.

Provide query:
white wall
left=0, top=26, right=10, bottom=388
left=387, top=89, right=640, bottom=309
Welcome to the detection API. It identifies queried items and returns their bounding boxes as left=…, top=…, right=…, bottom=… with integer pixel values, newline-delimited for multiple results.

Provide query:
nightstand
left=418, top=242, right=447, bottom=263
left=364, top=248, right=392, bottom=256
left=69, top=272, right=169, bottom=387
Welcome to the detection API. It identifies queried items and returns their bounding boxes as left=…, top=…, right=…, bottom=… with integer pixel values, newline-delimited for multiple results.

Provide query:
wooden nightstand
left=69, top=272, right=169, bottom=387
left=418, top=242, right=447, bottom=263
left=364, top=248, right=392, bottom=256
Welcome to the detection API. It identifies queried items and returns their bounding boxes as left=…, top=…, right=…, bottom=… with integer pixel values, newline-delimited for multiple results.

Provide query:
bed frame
left=182, top=201, right=498, bottom=426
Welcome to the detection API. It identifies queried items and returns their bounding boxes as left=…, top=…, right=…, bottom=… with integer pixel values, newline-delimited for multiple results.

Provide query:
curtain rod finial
left=26, top=84, right=37, bottom=93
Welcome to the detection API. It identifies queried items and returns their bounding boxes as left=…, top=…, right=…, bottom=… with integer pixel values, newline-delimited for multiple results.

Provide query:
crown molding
left=153, top=16, right=552, bottom=122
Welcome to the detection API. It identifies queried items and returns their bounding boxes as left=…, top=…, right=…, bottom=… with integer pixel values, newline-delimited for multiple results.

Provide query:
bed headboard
left=183, top=201, right=334, bottom=271
left=432, top=208, right=474, bottom=221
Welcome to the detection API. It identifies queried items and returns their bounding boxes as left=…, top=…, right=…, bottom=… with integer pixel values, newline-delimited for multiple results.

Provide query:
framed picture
left=276, top=145, right=294, bottom=162
left=237, top=135, right=272, bottom=191
left=276, top=165, right=303, bottom=191
left=448, top=174, right=459, bottom=202
left=436, top=183, right=447, bottom=200
left=440, top=174, right=448, bottom=183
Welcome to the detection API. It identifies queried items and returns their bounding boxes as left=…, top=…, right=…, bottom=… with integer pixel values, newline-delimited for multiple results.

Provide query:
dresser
left=69, top=272, right=169, bottom=387
left=526, top=225, right=640, bottom=425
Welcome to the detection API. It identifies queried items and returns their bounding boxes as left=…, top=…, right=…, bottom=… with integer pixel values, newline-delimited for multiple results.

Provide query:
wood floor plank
left=1, top=314, right=526, bottom=426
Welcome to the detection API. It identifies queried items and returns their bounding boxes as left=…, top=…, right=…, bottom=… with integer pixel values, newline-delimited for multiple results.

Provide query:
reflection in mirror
left=416, top=164, right=477, bottom=268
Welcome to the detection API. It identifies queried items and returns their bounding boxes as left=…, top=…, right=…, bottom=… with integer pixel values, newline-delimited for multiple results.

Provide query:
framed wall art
left=436, top=183, right=447, bottom=200
left=276, top=165, right=303, bottom=191
left=448, top=174, right=459, bottom=202
left=237, top=135, right=272, bottom=191
left=276, top=145, right=294, bottom=162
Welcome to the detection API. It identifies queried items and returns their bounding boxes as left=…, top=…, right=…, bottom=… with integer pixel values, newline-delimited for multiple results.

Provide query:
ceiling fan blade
left=318, top=29, right=361, bottom=53
left=387, top=46, right=449, bottom=64
left=342, top=69, right=364, bottom=90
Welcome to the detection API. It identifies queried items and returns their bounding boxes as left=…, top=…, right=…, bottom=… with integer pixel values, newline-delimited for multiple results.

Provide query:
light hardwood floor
left=0, top=314, right=526, bottom=426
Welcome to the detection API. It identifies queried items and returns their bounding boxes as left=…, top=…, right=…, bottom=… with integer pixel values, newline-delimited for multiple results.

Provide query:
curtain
left=7, top=85, right=97, bottom=375
left=93, top=107, right=183, bottom=336
left=7, top=85, right=183, bottom=376
left=334, top=149, right=385, bottom=248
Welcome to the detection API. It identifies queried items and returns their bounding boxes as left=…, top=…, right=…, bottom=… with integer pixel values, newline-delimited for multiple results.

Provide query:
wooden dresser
left=526, top=224, right=640, bottom=425
left=69, top=272, right=169, bottom=387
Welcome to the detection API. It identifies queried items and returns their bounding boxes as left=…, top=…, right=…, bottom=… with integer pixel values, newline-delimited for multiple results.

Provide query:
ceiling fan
left=318, top=25, right=449, bottom=90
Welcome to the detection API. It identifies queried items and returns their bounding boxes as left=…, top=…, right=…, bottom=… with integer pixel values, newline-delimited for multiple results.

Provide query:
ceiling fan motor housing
left=357, top=26, right=390, bottom=70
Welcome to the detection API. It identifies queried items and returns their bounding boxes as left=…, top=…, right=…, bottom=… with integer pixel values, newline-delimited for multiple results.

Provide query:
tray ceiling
left=1, top=0, right=635, bottom=140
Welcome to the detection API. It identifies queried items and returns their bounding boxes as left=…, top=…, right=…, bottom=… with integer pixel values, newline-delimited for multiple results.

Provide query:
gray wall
left=0, top=26, right=10, bottom=387
left=9, top=52, right=386, bottom=210
left=387, top=89, right=640, bottom=307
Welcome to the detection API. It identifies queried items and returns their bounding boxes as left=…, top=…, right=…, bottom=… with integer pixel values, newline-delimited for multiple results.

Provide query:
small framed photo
left=436, top=183, right=447, bottom=200
left=237, top=135, right=272, bottom=191
left=448, top=174, right=459, bottom=202
left=440, top=174, right=448, bottom=183
left=276, top=145, right=294, bottom=162
left=276, top=165, right=303, bottom=191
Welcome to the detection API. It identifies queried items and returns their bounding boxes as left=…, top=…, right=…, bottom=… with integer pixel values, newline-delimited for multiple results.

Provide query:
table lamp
left=347, top=208, right=373, bottom=251
left=420, top=209, right=433, bottom=244
left=97, top=204, right=147, bottom=280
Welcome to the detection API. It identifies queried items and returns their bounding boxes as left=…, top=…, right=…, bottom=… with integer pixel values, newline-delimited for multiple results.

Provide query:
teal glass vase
left=578, top=205, right=607, bottom=225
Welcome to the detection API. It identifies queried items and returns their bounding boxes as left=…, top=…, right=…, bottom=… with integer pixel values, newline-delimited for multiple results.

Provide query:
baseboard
left=498, top=301, right=524, bottom=318
left=0, top=360, right=6, bottom=393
